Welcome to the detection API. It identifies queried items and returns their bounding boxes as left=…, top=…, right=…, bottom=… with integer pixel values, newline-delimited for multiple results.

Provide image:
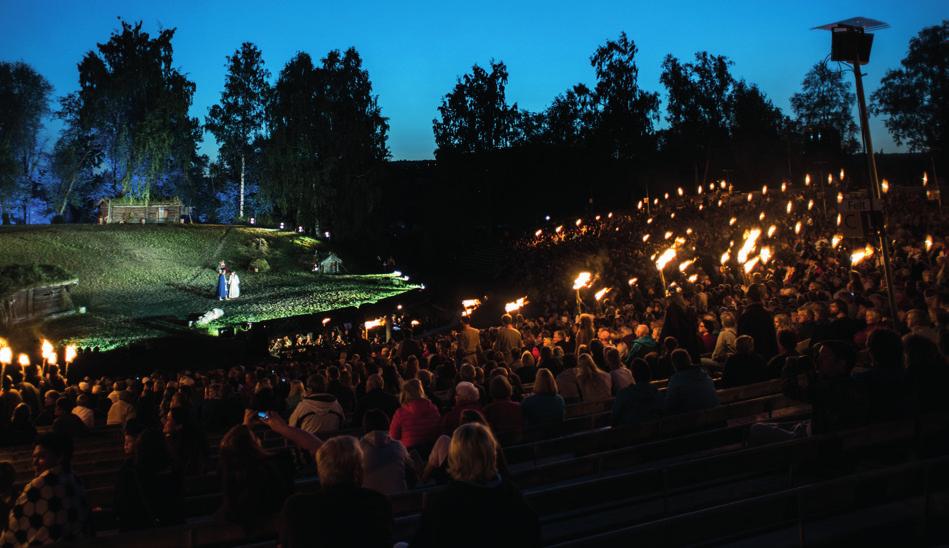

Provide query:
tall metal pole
left=850, top=56, right=900, bottom=324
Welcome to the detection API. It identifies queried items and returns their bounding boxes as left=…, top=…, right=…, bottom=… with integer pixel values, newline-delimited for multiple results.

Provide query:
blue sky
left=1, top=0, right=945, bottom=160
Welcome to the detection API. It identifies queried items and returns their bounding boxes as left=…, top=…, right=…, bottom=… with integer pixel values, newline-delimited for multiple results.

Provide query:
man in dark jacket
left=353, top=374, right=400, bottom=428
left=722, top=335, right=768, bottom=387
left=738, top=284, right=778, bottom=360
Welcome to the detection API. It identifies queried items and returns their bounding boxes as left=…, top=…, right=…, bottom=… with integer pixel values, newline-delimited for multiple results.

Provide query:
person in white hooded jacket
left=288, top=373, right=345, bottom=435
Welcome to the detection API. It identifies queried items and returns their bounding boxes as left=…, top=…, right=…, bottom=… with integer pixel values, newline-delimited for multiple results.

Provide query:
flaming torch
left=461, top=299, right=482, bottom=317
left=0, top=346, right=10, bottom=378
left=925, top=235, right=933, bottom=252
left=573, top=272, right=593, bottom=314
left=594, top=287, right=611, bottom=302
left=504, top=297, right=528, bottom=314
left=655, top=247, right=677, bottom=293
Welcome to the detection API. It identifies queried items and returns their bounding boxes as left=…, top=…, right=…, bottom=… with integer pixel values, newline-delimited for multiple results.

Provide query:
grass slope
left=0, top=224, right=414, bottom=349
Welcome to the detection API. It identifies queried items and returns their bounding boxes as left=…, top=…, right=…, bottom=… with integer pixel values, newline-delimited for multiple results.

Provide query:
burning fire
left=364, top=318, right=385, bottom=330
left=655, top=247, right=677, bottom=271
left=573, top=272, right=593, bottom=290
left=504, top=297, right=528, bottom=313
left=594, top=287, right=611, bottom=301
left=850, top=244, right=875, bottom=266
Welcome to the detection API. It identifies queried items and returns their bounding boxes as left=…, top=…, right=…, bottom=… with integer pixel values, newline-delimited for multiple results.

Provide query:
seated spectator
left=441, top=381, right=483, bottom=434
left=114, top=424, right=183, bottom=531
left=520, top=368, right=565, bottom=427
left=722, top=335, right=768, bottom=388
left=288, top=373, right=344, bottom=435
left=217, top=424, right=293, bottom=535
left=712, top=311, right=738, bottom=362
left=52, top=397, right=87, bottom=439
left=856, top=329, right=912, bottom=424
left=327, top=366, right=356, bottom=413
left=280, top=436, right=393, bottom=548
left=33, top=390, right=58, bottom=427
left=1, top=433, right=89, bottom=545
left=665, top=349, right=719, bottom=415
left=577, top=353, right=611, bottom=401
left=353, top=374, right=400, bottom=428
left=360, top=409, right=415, bottom=496
left=605, top=347, right=633, bottom=394
left=389, top=379, right=441, bottom=452
left=514, top=351, right=538, bottom=384
left=4, top=403, right=37, bottom=447
left=555, top=354, right=581, bottom=402
left=903, top=333, right=949, bottom=413
left=107, top=389, right=137, bottom=426
left=0, top=461, right=14, bottom=532
left=71, top=394, right=95, bottom=429
left=784, top=340, right=868, bottom=435
left=766, top=329, right=801, bottom=379
left=628, top=324, right=658, bottom=361
left=163, top=407, right=207, bottom=475
left=482, top=376, right=524, bottom=444
left=285, top=380, right=305, bottom=416
left=612, top=359, right=664, bottom=426
left=411, top=423, right=540, bottom=547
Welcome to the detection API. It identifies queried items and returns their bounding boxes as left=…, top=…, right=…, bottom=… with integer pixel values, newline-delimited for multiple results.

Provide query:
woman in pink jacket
left=389, top=379, right=441, bottom=452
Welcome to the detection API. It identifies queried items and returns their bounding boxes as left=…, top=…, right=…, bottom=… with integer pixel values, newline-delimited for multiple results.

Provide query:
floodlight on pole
left=814, top=17, right=898, bottom=324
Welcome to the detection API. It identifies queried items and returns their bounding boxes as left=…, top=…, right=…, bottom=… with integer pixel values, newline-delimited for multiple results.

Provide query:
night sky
left=1, top=0, right=945, bottom=160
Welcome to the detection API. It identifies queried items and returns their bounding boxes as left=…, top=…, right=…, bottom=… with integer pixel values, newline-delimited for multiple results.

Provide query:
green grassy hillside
left=0, top=224, right=414, bottom=349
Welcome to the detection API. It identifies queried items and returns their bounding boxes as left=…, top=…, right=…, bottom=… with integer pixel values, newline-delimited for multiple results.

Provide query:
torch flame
left=794, top=221, right=802, bottom=235
left=677, top=187, right=684, bottom=197
left=925, top=235, right=933, bottom=252
left=720, top=251, right=731, bottom=265
left=64, top=345, right=77, bottom=364
left=664, top=231, right=673, bottom=240
left=322, top=318, right=331, bottom=326
left=0, top=347, right=11, bottom=365
left=922, top=172, right=928, bottom=186
left=504, top=297, right=528, bottom=313
left=837, top=192, right=844, bottom=204
left=534, top=229, right=542, bottom=237
left=678, top=259, right=695, bottom=272
left=656, top=247, right=677, bottom=271
left=572, top=272, right=593, bottom=290
left=881, top=179, right=889, bottom=194
left=41, top=340, right=53, bottom=360
left=807, top=199, right=815, bottom=211
left=761, top=185, right=768, bottom=195
left=743, top=256, right=760, bottom=273
left=767, top=225, right=777, bottom=238
left=851, top=244, right=874, bottom=266
left=759, top=246, right=772, bottom=265
left=687, top=274, right=699, bottom=283
left=736, top=228, right=762, bottom=264
left=786, top=200, right=793, bottom=215
left=594, top=287, right=611, bottom=301
left=781, top=182, right=787, bottom=192
left=729, top=217, right=737, bottom=226
left=627, top=277, right=638, bottom=286
left=805, top=174, right=811, bottom=186
left=18, top=353, right=29, bottom=367
left=364, top=317, right=385, bottom=330
left=575, top=218, right=583, bottom=227
left=832, top=234, right=843, bottom=249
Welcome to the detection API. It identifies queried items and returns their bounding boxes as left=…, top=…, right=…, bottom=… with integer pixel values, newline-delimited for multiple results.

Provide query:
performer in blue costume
left=216, top=261, right=228, bottom=300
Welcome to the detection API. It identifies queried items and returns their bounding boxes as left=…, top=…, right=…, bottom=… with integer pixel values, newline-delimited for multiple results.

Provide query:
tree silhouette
left=790, top=60, right=858, bottom=154
left=0, top=61, right=52, bottom=223
left=870, top=21, right=947, bottom=154
left=75, top=20, right=199, bottom=201
left=660, top=51, right=736, bottom=184
left=590, top=32, right=660, bottom=160
left=433, top=61, right=518, bottom=155
left=205, top=42, right=271, bottom=219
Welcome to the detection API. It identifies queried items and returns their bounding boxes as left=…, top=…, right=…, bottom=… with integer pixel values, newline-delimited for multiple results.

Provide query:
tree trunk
left=239, top=154, right=245, bottom=220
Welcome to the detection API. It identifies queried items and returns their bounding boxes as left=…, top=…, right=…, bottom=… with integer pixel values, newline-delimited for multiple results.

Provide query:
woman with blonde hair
left=577, top=353, right=612, bottom=401
left=411, top=423, right=540, bottom=547
left=388, top=378, right=441, bottom=452
left=521, top=369, right=565, bottom=427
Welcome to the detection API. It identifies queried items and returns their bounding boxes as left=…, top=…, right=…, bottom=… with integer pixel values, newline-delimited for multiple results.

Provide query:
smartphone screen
left=256, top=411, right=269, bottom=420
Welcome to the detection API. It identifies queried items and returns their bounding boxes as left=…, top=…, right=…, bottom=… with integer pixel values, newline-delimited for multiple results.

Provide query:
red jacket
left=389, top=399, right=441, bottom=450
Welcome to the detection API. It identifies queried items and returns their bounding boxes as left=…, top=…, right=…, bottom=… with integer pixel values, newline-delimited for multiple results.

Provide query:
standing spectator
left=457, top=316, right=482, bottom=365
left=2, top=433, right=89, bottom=546
left=612, top=358, right=664, bottom=426
left=577, top=353, right=612, bottom=402
left=163, top=407, right=207, bottom=475
left=738, top=284, right=779, bottom=360
left=389, top=379, right=441, bottom=453
left=482, top=376, right=524, bottom=444
left=521, top=369, right=565, bottom=427
left=660, top=293, right=704, bottom=361
left=280, top=436, right=393, bottom=548
left=857, top=329, right=912, bottom=424
left=574, top=314, right=596, bottom=355
left=288, top=374, right=344, bottom=435
left=410, top=423, right=540, bottom=547
left=360, top=410, right=415, bottom=496
left=494, top=314, right=523, bottom=360
left=665, top=349, right=719, bottom=415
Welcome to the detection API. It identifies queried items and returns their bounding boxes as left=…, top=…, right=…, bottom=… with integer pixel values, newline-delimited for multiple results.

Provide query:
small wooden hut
left=98, top=199, right=193, bottom=224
